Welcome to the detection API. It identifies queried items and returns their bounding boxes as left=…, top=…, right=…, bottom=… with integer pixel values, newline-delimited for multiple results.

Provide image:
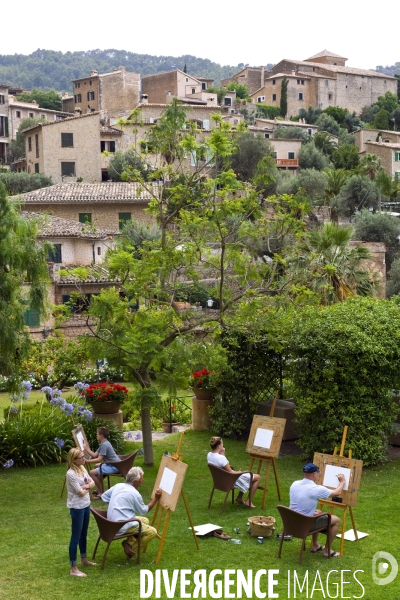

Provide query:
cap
left=303, top=463, right=320, bottom=473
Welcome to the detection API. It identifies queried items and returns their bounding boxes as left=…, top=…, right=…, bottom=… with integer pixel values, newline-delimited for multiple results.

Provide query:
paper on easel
left=160, top=466, right=177, bottom=495
left=76, top=431, right=84, bottom=451
left=254, top=427, right=273, bottom=449
left=336, top=529, right=369, bottom=541
left=323, top=464, right=351, bottom=491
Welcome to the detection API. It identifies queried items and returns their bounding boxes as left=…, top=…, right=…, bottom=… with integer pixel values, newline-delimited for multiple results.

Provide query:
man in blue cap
left=290, top=463, right=345, bottom=558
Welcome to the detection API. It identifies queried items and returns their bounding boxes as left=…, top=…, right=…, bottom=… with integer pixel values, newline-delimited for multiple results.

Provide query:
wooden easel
left=315, top=426, right=362, bottom=557
left=248, top=394, right=283, bottom=510
left=151, top=432, right=199, bottom=564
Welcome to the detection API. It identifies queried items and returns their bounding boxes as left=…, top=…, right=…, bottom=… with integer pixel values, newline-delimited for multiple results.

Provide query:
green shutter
left=23, top=309, right=40, bottom=327
left=396, top=152, right=399, bottom=161
left=5, top=117, right=9, bottom=138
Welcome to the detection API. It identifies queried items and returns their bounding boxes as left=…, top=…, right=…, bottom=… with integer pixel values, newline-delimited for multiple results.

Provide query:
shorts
left=234, top=473, right=251, bottom=493
left=97, top=464, right=120, bottom=475
left=309, top=514, right=329, bottom=532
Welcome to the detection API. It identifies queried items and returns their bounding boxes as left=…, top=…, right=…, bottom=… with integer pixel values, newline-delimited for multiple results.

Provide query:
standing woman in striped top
left=66, top=447, right=96, bottom=577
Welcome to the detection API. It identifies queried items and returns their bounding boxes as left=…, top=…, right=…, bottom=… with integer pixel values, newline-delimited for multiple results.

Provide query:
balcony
left=275, top=158, right=299, bottom=168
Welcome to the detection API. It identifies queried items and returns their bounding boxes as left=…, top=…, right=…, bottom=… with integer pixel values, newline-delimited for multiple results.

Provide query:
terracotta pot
left=89, top=400, right=122, bottom=415
left=161, top=422, right=180, bottom=433
left=191, top=387, right=216, bottom=401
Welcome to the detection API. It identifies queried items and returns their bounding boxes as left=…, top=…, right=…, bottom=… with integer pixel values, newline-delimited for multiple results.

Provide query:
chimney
left=74, top=107, right=82, bottom=116
left=141, top=94, right=148, bottom=104
left=261, top=66, right=265, bottom=88
left=90, top=70, right=98, bottom=77
left=166, top=91, right=172, bottom=102
left=292, top=70, right=296, bottom=76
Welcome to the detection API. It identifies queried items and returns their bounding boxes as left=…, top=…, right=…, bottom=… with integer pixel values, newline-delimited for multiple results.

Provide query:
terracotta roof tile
left=21, top=211, right=115, bottom=239
left=15, top=182, right=157, bottom=204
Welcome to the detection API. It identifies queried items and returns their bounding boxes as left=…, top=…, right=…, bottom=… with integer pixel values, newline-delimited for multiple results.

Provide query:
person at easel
left=207, top=436, right=260, bottom=508
left=290, top=463, right=345, bottom=558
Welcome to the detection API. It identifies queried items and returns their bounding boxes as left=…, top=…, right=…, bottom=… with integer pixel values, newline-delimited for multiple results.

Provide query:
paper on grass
left=159, top=466, right=177, bottom=495
left=254, top=427, right=273, bottom=449
left=188, top=523, right=222, bottom=536
left=323, top=464, right=351, bottom=491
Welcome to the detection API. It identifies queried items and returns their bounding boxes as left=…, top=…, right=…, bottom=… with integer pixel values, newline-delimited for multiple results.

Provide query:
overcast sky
left=3, top=0, right=398, bottom=72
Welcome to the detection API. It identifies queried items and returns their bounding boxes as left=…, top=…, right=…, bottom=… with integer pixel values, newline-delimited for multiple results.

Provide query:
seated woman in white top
left=207, top=436, right=260, bottom=508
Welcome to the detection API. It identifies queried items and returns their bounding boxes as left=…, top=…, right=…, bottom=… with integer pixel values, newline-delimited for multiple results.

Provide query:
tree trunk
left=141, top=404, right=154, bottom=466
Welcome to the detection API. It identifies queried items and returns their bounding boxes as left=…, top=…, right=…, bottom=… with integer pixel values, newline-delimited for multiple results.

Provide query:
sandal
left=213, top=530, right=232, bottom=540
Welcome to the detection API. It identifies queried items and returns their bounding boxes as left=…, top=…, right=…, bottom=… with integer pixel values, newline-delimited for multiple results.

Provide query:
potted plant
left=82, top=382, right=129, bottom=415
left=190, top=369, right=216, bottom=400
left=158, top=399, right=181, bottom=433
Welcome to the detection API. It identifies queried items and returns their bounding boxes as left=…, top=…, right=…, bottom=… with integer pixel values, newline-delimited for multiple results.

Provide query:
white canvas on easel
left=160, top=467, right=177, bottom=495
left=323, top=464, right=351, bottom=491
left=254, top=428, right=273, bottom=449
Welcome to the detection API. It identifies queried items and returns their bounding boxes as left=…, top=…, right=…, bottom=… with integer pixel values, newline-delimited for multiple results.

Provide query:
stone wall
left=349, top=240, right=386, bottom=298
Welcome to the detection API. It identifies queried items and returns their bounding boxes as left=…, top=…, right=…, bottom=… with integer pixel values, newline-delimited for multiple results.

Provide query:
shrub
left=286, top=297, right=400, bottom=465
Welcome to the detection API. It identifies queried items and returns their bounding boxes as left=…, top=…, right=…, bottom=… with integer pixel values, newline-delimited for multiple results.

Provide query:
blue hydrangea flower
left=8, top=405, right=19, bottom=414
left=54, top=437, right=65, bottom=449
left=41, top=386, right=53, bottom=396
left=73, top=382, right=89, bottom=394
left=3, top=459, right=14, bottom=469
left=61, top=403, right=74, bottom=416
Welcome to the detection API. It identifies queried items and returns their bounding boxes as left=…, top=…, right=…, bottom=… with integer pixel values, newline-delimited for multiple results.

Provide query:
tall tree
left=280, top=77, right=288, bottom=118
left=0, top=183, right=49, bottom=378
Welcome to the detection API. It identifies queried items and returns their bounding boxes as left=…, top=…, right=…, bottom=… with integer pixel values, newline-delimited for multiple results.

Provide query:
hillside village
left=1, top=49, right=400, bottom=339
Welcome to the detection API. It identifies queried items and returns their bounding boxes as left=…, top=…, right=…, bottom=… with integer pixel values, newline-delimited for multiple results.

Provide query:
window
left=100, top=140, right=116, bottom=152
left=202, top=82, right=206, bottom=90
left=192, top=88, right=196, bottom=94
left=61, top=132, right=73, bottom=147
left=87, top=91, right=95, bottom=101
left=301, top=80, right=304, bottom=85
left=328, top=93, right=333, bottom=101
left=395, top=152, right=400, bottom=162
left=272, top=94, right=277, bottom=101
left=75, top=82, right=80, bottom=88
left=47, top=244, right=62, bottom=263
left=16, top=111, right=21, bottom=118
left=297, top=80, right=300, bottom=84
left=224, top=97, right=232, bottom=106
left=28, top=137, right=32, bottom=152
left=119, top=212, right=131, bottom=230
left=308, top=128, right=312, bottom=135
left=89, top=80, right=92, bottom=85
left=23, top=309, right=40, bottom=327
left=273, top=152, right=277, bottom=158
left=35, top=134, right=39, bottom=158
left=0, top=116, right=8, bottom=137
left=61, top=162, right=75, bottom=176
left=202, top=119, right=210, bottom=130
left=264, top=133, right=270, bottom=138
left=29, top=112, right=34, bottom=118
left=298, top=93, right=303, bottom=100
left=288, top=152, right=295, bottom=159
left=186, top=78, right=188, bottom=82
left=257, top=96, right=265, bottom=102
left=0, top=95, right=5, bottom=104
left=74, top=94, right=82, bottom=103
left=272, top=80, right=276, bottom=85
left=79, top=213, right=92, bottom=224
left=34, top=163, right=39, bottom=173
left=97, top=247, right=101, bottom=256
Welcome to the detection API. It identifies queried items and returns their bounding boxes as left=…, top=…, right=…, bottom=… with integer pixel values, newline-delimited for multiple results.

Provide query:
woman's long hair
left=67, top=447, right=85, bottom=476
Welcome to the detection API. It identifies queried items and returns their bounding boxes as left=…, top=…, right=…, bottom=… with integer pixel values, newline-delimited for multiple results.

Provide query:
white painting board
left=71, top=424, right=91, bottom=459
left=323, top=464, right=351, bottom=491
left=188, top=523, right=222, bottom=536
left=76, top=431, right=85, bottom=451
left=254, top=427, right=273, bottom=449
left=160, top=466, right=177, bottom=495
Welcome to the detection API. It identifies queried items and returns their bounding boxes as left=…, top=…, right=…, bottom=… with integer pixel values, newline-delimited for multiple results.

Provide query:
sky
left=3, top=0, right=398, bottom=72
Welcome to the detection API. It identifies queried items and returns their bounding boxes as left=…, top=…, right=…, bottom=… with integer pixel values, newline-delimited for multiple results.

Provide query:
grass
left=1, top=431, right=399, bottom=599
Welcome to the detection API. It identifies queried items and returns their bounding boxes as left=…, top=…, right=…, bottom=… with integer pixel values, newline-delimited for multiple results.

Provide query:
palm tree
left=324, top=168, right=351, bottom=222
left=289, top=222, right=377, bottom=304
left=358, top=153, right=381, bottom=181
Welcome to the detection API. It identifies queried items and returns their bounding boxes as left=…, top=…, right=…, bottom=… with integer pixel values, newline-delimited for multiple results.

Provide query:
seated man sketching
left=290, top=463, right=345, bottom=558
left=101, top=466, right=162, bottom=559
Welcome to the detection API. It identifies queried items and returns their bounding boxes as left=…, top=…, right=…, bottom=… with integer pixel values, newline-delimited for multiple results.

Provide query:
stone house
left=354, top=129, right=400, bottom=179
left=221, top=66, right=269, bottom=96
left=253, top=117, right=318, bottom=137
left=242, top=51, right=397, bottom=118
left=0, top=84, right=8, bottom=164
left=141, top=70, right=217, bottom=106
left=68, top=67, right=141, bottom=117
left=8, top=95, right=72, bottom=140
left=248, top=126, right=302, bottom=171
left=18, top=182, right=155, bottom=232
left=21, top=211, right=118, bottom=340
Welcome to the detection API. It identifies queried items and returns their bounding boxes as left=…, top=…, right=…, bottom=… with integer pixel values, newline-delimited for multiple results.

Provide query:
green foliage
left=280, top=76, right=288, bottom=117
left=286, top=297, right=400, bottom=465
left=387, top=257, right=400, bottom=297
left=8, top=116, right=45, bottom=161
left=206, top=86, right=226, bottom=105
left=274, top=125, right=309, bottom=142
left=0, top=183, right=49, bottom=378
left=323, top=106, right=348, bottom=124
left=331, top=144, right=360, bottom=170
left=298, top=142, right=330, bottom=171
left=360, top=104, right=379, bottom=124
left=313, top=132, right=336, bottom=157
left=376, top=91, right=399, bottom=114
left=373, top=108, right=390, bottom=130
left=107, top=149, right=150, bottom=182
left=209, top=330, right=283, bottom=439
left=0, top=49, right=242, bottom=90
left=16, top=88, right=62, bottom=110
left=315, top=114, right=341, bottom=136
left=229, top=132, right=273, bottom=181
left=255, top=104, right=281, bottom=119
left=353, top=209, right=400, bottom=270
left=298, top=106, right=322, bottom=124
left=277, top=168, right=327, bottom=203
left=226, top=82, right=250, bottom=100
left=334, top=174, right=379, bottom=218
left=0, top=172, right=53, bottom=195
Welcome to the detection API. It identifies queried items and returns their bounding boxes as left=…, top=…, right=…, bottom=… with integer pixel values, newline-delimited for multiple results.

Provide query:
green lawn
left=1, top=431, right=399, bottom=599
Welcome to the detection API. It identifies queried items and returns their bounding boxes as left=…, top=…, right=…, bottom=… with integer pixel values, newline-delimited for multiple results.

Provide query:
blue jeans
left=69, top=506, right=90, bottom=565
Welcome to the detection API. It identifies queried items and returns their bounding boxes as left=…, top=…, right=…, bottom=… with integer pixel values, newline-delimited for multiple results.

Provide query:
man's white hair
left=126, top=466, right=144, bottom=484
